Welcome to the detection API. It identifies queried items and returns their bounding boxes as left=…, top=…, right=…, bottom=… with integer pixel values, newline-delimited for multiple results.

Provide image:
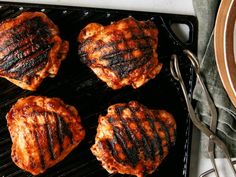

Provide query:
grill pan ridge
left=0, top=2, right=198, bottom=177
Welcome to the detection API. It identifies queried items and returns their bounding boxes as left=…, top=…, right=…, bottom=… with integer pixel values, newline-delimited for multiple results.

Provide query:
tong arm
left=170, top=54, right=230, bottom=158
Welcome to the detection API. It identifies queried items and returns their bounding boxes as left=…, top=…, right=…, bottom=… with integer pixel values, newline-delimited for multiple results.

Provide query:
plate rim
left=214, top=0, right=236, bottom=107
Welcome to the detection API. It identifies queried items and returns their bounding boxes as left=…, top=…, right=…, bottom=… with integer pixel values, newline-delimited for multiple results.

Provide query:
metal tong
left=170, top=49, right=236, bottom=177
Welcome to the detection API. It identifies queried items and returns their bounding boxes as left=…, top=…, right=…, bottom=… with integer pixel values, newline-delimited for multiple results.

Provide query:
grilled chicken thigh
left=91, top=101, right=176, bottom=177
left=6, top=96, right=85, bottom=175
left=78, top=17, right=162, bottom=89
left=0, top=12, right=69, bottom=91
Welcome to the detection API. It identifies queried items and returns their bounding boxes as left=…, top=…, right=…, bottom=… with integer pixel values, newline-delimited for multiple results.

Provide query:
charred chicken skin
left=0, top=12, right=69, bottom=91
left=91, top=101, right=176, bottom=177
left=6, top=96, right=85, bottom=175
left=78, top=17, right=162, bottom=89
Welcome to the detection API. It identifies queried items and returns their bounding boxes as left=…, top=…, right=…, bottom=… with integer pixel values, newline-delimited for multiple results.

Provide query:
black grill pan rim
left=0, top=2, right=198, bottom=177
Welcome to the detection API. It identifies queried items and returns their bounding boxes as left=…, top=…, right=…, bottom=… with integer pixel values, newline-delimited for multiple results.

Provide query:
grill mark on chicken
left=100, top=21, right=153, bottom=78
left=91, top=101, right=176, bottom=177
left=0, top=17, right=46, bottom=37
left=0, top=45, right=48, bottom=75
left=107, top=117, right=136, bottom=165
left=132, top=18, right=149, bottom=41
left=78, top=17, right=161, bottom=89
left=105, top=50, right=153, bottom=78
left=108, top=116, right=139, bottom=166
left=18, top=54, right=49, bottom=84
left=0, top=43, right=29, bottom=65
left=107, top=105, right=166, bottom=167
left=78, top=38, right=92, bottom=55
left=0, top=38, right=50, bottom=70
left=113, top=127, right=139, bottom=167
left=113, top=126, right=135, bottom=164
left=0, top=13, right=69, bottom=91
left=119, top=119, right=141, bottom=164
left=79, top=32, right=153, bottom=79
left=55, top=113, right=74, bottom=153
left=0, top=18, right=52, bottom=79
left=155, top=119, right=171, bottom=150
left=112, top=106, right=151, bottom=166
left=101, top=45, right=150, bottom=61
left=0, top=27, right=50, bottom=56
left=145, top=117, right=163, bottom=161
left=55, top=113, right=64, bottom=153
left=108, top=123, right=140, bottom=166
left=0, top=18, right=51, bottom=57
left=79, top=35, right=152, bottom=56
left=44, top=112, right=56, bottom=160
left=31, top=110, right=75, bottom=158
left=106, top=138, right=123, bottom=163
left=6, top=45, right=50, bottom=72
left=9, top=47, right=51, bottom=79
left=7, top=96, right=85, bottom=175
left=21, top=121, right=36, bottom=169
left=58, top=114, right=74, bottom=145
left=114, top=106, right=144, bottom=163
left=128, top=106, right=154, bottom=161
left=32, top=115, right=46, bottom=170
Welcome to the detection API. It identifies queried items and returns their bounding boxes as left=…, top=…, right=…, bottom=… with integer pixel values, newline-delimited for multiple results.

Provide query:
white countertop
left=0, top=0, right=233, bottom=177
left=0, top=0, right=194, bottom=15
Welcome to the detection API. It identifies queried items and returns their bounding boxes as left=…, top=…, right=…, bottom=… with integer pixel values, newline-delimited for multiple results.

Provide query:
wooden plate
left=214, top=0, right=236, bottom=107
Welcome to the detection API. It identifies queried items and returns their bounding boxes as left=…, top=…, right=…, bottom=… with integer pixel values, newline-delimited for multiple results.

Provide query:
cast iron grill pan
left=0, top=2, right=198, bottom=177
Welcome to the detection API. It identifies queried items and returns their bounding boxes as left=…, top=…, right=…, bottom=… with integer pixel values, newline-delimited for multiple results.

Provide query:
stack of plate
left=214, top=0, right=236, bottom=106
